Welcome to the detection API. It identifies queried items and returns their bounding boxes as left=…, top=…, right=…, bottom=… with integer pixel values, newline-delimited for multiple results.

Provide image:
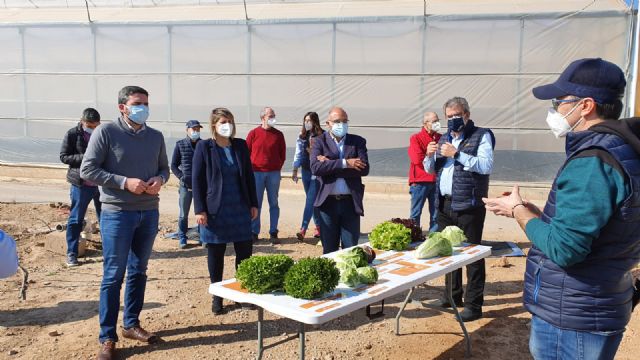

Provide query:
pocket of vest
left=533, top=259, right=544, bottom=304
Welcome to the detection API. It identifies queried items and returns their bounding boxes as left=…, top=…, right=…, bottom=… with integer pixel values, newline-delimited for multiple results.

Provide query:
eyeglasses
left=551, top=98, right=581, bottom=111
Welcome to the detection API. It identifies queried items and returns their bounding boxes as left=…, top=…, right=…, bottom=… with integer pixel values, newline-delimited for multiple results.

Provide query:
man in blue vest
left=171, top=119, right=203, bottom=249
left=483, top=58, right=640, bottom=359
left=423, top=96, right=495, bottom=322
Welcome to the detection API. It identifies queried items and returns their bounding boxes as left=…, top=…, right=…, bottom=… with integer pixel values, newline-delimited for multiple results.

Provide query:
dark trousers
left=207, top=240, right=253, bottom=284
left=437, top=196, right=486, bottom=311
left=317, top=196, right=360, bottom=254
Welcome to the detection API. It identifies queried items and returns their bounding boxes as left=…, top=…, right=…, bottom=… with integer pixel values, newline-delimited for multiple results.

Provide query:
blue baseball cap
left=186, top=120, right=202, bottom=129
left=532, top=58, right=626, bottom=103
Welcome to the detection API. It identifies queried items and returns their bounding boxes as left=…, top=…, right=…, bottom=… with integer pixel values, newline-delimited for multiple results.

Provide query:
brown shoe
left=122, top=326, right=159, bottom=343
left=97, top=340, right=115, bottom=360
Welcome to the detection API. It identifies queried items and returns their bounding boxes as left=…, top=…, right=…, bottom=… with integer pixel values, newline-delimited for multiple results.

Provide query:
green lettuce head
left=441, top=226, right=467, bottom=246
left=340, top=266, right=361, bottom=287
left=414, top=232, right=453, bottom=259
left=356, top=266, right=378, bottom=284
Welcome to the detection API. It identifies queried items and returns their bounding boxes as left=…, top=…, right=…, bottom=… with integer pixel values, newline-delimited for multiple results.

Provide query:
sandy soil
left=0, top=174, right=638, bottom=360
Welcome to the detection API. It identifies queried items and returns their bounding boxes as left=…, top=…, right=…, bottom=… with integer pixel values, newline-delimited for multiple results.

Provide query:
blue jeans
left=529, top=315, right=624, bottom=360
left=252, top=171, right=280, bottom=235
left=177, top=184, right=193, bottom=244
left=317, top=196, right=360, bottom=254
left=409, top=182, right=437, bottom=232
left=66, top=184, right=101, bottom=256
left=300, top=168, right=319, bottom=230
left=98, top=209, right=159, bottom=343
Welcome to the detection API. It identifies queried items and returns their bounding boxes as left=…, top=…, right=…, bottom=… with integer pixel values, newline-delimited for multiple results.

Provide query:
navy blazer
left=192, top=138, right=258, bottom=216
left=310, top=132, right=369, bottom=215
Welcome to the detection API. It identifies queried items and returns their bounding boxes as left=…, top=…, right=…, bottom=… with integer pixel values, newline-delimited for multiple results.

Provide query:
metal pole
left=395, top=287, right=414, bottom=335
left=256, top=307, right=264, bottom=360
left=19, top=26, right=28, bottom=137
left=448, top=273, right=471, bottom=358
left=166, top=25, right=173, bottom=138
left=298, top=322, right=305, bottom=360
left=330, top=22, right=336, bottom=107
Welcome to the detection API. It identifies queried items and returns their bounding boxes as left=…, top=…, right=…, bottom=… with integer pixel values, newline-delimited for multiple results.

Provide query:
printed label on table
left=315, top=302, right=341, bottom=313
left=375, top=252, right=404, bottom=264
left=389, top=264, right=429, bottom=276
left=222, top=281, right=249, bottom=293
left=367, top=285, right=388, bottom=295
left=300, top=293, right=343, bottom=309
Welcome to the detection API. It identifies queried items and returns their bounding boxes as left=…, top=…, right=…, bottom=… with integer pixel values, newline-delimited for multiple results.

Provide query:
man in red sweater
left=408, top=111, right=441, bottom=232
left=246, top=106, right=286, bottom=244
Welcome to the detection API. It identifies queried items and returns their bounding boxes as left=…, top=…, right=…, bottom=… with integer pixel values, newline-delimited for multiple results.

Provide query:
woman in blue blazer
left=192, top=107, right=258, bottom=314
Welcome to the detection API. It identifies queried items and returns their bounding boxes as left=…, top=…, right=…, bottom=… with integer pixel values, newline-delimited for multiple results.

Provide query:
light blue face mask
left=331, top=122, right=348, bottom=138
left=189, top=131, right=200, bottom=141
left=126, top=105, right=149, bottom=125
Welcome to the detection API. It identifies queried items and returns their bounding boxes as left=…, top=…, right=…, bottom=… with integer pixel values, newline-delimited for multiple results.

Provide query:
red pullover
left=408, top=127, right=441, bottom=184
left=246, top=126, right=286, bottom=172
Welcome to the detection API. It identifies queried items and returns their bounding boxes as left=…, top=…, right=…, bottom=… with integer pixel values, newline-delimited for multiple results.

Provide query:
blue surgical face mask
left=331, top=122, right=348, bottom=138
left=447, top=116, right=465, bottom=132
left=189, top=131, right=200, bottom=141
left=83, top=126, right=94, bottom=134
left=126, top=105, right=149, bottom=125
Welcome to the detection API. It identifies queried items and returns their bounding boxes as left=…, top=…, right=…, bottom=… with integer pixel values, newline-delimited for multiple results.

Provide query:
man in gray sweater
left=81, top=86, right=169, bottom=360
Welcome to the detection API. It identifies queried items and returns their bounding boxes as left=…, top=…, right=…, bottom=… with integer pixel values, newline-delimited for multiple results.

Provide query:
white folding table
left=209, top=242, right=492, bottom=360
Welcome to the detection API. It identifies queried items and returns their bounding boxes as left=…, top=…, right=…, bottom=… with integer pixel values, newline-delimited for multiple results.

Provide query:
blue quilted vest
left=176, top=137, right=198, bottom=189
left=435, top=120, right=494, bottom=211
left=524, top=130, right=640, bottom=331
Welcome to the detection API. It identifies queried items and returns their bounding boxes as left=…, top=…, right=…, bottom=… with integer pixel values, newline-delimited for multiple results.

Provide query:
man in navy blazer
left=311, top=107, right=369, bottom=254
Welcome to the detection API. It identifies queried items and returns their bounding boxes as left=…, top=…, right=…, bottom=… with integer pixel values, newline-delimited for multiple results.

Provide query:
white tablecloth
left=209, top=242, right=492, bottom=325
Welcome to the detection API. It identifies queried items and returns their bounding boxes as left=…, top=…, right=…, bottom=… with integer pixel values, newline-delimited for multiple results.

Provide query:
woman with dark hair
left=291, top=111, right=324, bottom=241
left=192, top=107, right=259, bottom=314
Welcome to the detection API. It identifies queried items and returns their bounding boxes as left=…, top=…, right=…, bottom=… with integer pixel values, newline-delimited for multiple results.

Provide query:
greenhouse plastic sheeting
left=0, top=1, right=634, bottom=182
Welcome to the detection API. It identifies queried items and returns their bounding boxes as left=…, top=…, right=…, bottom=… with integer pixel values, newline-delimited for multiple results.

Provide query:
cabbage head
left=414, top=233, right=453, bottom=259
left=356, top=266, right=378, bottom=284
left=335, top=246, right=368, bottom=269
left=340, top=266, right=361, bottom=287
left=440, top=226, right=467, bottom=246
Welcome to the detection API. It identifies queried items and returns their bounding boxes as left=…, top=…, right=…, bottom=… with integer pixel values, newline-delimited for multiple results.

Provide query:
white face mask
left=83, top=126, right=94, bottom=134
left=267, top=117, right=277, bottom=127
left=304, top=122, right=313, bottom=131
left=431, top=122, right=441, bottom=133
left=217, top=123, right=233, bottom=138
left=545, top=102, right=583, bottom=138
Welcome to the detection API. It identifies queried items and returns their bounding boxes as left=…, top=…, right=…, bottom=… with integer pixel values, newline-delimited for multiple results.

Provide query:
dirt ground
left=0, top=171, right=638, bottom=360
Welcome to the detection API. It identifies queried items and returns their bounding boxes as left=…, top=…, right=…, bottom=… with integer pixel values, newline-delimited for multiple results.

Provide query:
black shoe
left=431, top=298, right=463, bottom=309
left=269, top=232, right=280, bottom=245
left=458, top=308, right=482, bottom=322
left=212, top=296, right=225, bottom=315
left=252, top=233, right=259, bottom=244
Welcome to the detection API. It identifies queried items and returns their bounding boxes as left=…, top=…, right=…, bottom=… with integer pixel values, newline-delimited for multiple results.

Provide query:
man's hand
left=125, top=178, right=148, bottom=195
left=482, top=185, right=524, bottom=218
left=440, top=142, right=457, bottom=158
left=346, top=158, right=367, bottom=171
left=196, top=212, right=208, bottom=226
left=291, top=169, right=299, bottom=183
left=144, top=176, right=163, bottom=195
left=250, top=207, right=258, bottom=220
left=316, top=155, right=329, bottom=162
left=426, top=141, right=438, bottom=157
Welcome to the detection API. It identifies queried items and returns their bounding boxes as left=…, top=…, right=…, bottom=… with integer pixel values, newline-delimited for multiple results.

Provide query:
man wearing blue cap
left=171, top=119, right=203, bottom=249
left=484, top=58, right=640, bottom=359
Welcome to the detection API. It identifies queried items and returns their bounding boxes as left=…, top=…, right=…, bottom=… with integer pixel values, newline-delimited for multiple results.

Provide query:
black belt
left=441, top=194, right=452, bottom=201
left=328, top=194, right=352, bottom=200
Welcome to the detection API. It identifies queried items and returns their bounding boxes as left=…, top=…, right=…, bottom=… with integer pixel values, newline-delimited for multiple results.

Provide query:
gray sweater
left=80, top=117, right=169, bottom=211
